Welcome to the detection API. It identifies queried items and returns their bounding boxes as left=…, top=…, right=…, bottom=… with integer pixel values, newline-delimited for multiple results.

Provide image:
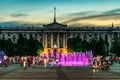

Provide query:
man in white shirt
left=4, top=54, right=7, bottom=60
left=4, top=54, right=8, bottom=67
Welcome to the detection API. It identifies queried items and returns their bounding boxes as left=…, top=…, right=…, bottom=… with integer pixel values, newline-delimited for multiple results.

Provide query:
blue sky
left=0, top=0, right=120, bottom=27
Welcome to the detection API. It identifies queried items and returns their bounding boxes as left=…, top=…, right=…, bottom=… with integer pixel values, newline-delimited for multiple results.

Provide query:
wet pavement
left=0, top=64, right=120, bottom=80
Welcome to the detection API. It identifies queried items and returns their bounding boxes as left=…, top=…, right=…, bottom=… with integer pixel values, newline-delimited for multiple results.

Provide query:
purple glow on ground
left=40, top=51, right=93, bottom=66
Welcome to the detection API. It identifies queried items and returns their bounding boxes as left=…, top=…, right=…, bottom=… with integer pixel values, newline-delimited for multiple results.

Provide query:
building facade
left=0, top=22, right=120, bottom=53
left=0, top=8, right=120, bottom=53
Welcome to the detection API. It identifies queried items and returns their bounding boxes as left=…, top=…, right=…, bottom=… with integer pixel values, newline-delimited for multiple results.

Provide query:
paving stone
left=0, top=65, right=120, bottom=80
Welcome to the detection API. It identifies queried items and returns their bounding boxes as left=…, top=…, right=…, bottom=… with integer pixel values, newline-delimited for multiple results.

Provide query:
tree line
left=0, top=34, right=43, bottom=56
left=0, top=34, right=120, bottom=56
left=67, top=37, right=120, bottom=56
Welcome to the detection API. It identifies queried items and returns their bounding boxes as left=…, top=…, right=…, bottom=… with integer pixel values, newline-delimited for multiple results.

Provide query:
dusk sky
left=0, top=0, right=120, bottom=27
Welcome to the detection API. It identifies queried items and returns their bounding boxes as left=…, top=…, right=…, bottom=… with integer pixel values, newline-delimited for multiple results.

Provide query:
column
left=108, top=33, right=112, bottom=54
left=108, top=33, right=112, bottom=45
left=102, top=34, right=105, bottom=41
left=46, top=33, right=47, bottom=48
left=65, top=33, right=67, bottom=48
left=86, top=34, right=89, bottom=42
left=111, top=32, right=114, bottom=40
left=117, top=32, right=119, bottom=38
left=63, top=34, right=65, bottom=48
left=81, top=33, right=83, bottom=40
left=118, top=32, right=120, bottom=37
left=57, top=33, right=59, bottom=48
left=43, top=32, right=44, bottom=47
left=51, top=33, right=53, bottom=48
left=97, top=33, right=100, bottom=40
left=44, top=32, right=47, bottom=48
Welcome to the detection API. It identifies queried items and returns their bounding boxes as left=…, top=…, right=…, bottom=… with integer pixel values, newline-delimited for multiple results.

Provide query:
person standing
left=23, top=55, right=27, bottom=69
left=44, top=57, right=47, bottom=68
left=32, top=56, right=36, bottom=68
left=23, top=59, right=27, bottom=69
left=119, top=57, right=120, bottom=64
left=27, top=56, right=30, bottom=67
left=3, top=54, right=8, bottom=67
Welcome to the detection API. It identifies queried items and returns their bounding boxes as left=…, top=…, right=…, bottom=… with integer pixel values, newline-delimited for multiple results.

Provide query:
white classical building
left=0, top=8, right=120, bottom=53
left=0, top=22, right=120, bottom=53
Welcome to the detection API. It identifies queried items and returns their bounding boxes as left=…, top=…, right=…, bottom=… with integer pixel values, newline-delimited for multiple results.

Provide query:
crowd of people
left=92, top=55, right=120, bottom=71
left=1, top=54, right=120, bottom=71
left=2, top=55, right=58, bottom=69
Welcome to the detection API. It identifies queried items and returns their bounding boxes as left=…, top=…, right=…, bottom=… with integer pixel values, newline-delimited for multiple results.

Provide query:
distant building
left=0, top=8, right=120, bottom=53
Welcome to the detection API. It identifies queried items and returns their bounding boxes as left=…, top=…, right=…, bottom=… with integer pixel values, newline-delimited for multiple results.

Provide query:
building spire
left=112, top=23, right=114, bottom=28
left=54, top=7, right=56, bottom=22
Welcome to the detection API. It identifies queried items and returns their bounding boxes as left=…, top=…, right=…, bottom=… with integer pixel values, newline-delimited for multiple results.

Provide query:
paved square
left=0, top=65, right=120, bottom=80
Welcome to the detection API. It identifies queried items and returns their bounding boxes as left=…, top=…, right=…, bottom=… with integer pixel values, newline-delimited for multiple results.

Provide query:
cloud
left=0, top=16, right=3, bottom=20
left=10, top=13, right=29, bottom=18
left=65, top=13, right=120, bottom=23
left=63, top=8, right=120, bottom=26
left=0, top=21, right=43, bottom=27
left=104, top=8, right=120, bottom=14
left=67, top=11, right=96, bottom=17
left=0, top=16, right=6, bottom=21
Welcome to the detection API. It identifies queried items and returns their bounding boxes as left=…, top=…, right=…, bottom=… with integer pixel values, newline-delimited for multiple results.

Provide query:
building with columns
left=0, top=8, right=120, bottom=53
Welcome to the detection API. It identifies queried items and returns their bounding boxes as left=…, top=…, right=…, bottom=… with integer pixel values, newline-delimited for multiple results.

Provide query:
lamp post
left=108, top=43, right=111, bottom=55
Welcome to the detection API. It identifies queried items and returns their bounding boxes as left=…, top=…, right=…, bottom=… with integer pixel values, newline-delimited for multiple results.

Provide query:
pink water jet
left=40, top=51, right=93, bottom=66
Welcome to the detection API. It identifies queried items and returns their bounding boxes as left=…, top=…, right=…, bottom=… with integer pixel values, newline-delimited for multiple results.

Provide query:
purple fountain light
left=40, top=50, right=93, bottom=66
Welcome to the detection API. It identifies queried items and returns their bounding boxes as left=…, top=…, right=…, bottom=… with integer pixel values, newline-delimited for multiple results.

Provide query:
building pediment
left=43, top=22, right=67, bottom=29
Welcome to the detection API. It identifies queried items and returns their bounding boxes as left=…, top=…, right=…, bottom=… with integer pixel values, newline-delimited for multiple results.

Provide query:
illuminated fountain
left=40, top=51, right=93, bottom=66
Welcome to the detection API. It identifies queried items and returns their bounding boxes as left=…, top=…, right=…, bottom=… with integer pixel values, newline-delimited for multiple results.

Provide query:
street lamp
left=53, top=44, right=57, bottom=49
left=108, top=43, right=111, bottom=55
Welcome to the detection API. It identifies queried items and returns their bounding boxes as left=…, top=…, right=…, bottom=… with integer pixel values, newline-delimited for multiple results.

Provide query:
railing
left=0, top=25, right=120, bottom=31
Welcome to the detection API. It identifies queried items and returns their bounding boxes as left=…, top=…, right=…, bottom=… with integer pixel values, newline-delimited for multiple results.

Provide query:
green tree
left=0, top=33, right=43, bottom=56
left=67, top=37, right=82, bottom=52
left=67, top=37, right=106, bottom=56
left=90, top=39, right=97, bottom=56
left=82, top=40, right=90, bottom=51
left=16, top=33, right=27, bottom=55
left=96, top=37, right=105, bottom=55
left=90, top=38, right=106, bottom=56
left=25, top=39, right=43, bottom=56
left=111, top=37, right=120, bottom=56
left=0, top=39, right=15, bottom=56
left=16, top=33, right=43, bottom=56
